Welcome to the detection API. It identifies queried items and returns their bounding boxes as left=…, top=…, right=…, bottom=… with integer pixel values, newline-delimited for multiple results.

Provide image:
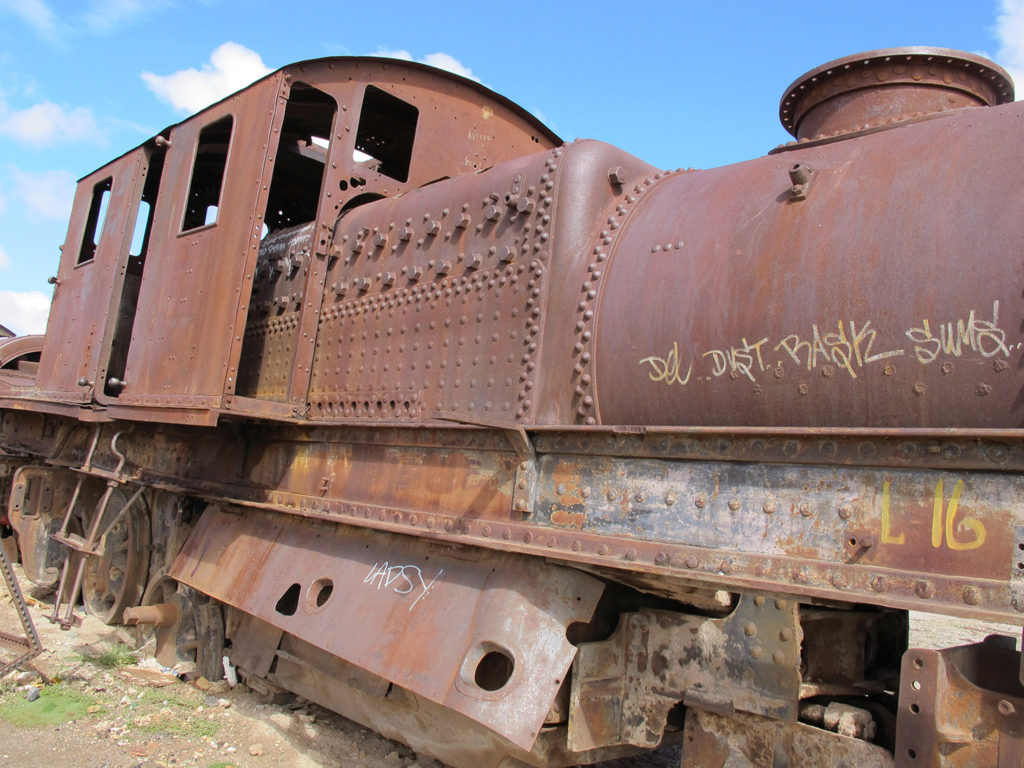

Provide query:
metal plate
left=170, top=505, right=603, bottom=749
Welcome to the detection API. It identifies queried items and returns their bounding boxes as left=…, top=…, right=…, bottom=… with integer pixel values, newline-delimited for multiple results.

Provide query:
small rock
left=248, top=743, right=265, bottom=756
left=225, top=746, right=237, bottom=753
left=25, top=686, right=40, bottom=702
left=217, top=698, right=231, bottom=709
left=193, top=676, right=211, bottom=691
left=209, top=680, right=230, bottom=694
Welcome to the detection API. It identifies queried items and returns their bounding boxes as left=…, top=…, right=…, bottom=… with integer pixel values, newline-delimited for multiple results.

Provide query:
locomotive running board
left=170, top=505, right=604, bottom=750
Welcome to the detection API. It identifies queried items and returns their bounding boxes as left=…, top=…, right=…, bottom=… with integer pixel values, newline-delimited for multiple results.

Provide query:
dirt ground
left=0, top=563, right=1019, bottom=768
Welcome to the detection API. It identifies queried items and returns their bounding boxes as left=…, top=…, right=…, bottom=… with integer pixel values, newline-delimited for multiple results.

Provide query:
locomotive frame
left=2, top=49, right=1023, bottom=767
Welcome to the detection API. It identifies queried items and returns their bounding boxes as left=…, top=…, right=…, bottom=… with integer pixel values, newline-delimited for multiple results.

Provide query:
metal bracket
left=0, top=544, right=43, bottom=678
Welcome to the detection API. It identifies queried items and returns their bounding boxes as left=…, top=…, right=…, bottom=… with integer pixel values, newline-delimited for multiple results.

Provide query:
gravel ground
left=0, top=563, right=1018, bottom=768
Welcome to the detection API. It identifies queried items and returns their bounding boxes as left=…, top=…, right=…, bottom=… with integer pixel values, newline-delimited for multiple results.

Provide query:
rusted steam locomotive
left=2, top=46, right=1023, bottom=767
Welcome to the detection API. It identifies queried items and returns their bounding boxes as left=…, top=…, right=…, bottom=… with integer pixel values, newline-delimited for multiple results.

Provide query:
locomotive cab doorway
left=98, top=143, right=166, bottom=401
left=233, top=83, right=338, bottom=403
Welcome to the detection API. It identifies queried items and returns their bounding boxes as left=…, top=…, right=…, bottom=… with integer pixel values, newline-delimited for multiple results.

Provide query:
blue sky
left=0, top=0, right=1021, bottom=335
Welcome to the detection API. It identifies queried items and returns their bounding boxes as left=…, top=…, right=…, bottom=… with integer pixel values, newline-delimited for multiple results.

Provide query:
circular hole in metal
left=910, top=703, right=920, bottom=714
left=307, top=578, right=334, bottom=611
left=474, top=649, right=515, bottom=691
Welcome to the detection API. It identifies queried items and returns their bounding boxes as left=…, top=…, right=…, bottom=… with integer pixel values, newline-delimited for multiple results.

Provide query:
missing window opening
left=182, top=116, right=233, bottom=231
left=354, top=86, right=418, bottom=182
left=78, top=178, right=112, bottom=264
left=262, top=83, right=337, bottom=235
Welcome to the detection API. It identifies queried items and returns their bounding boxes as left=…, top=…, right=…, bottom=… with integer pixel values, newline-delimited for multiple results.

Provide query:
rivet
left=598, top=544, right=610, bottom=556
left=755, top=563, right=768, bottom=577
left=763, top=501, right=776, bottom=514
left=744, top=622, right=757, bottom=637
left=799, top=503, right=812, bottom=517
left=655, top=551, right=668, bottom=564
left=775, top=598, right=788, bottom=610
left=772, top=650, right=786, bottom=665
left=728, top=499, right=740, bottom=511
left=685, top=555, right=698, bottom=569
left=753, top=596, right=766, bottom=606
left=779, top=627, right=793, bottom=641
left=481, top=524, right=491, bottom=537
left=915, top=581, right=935, bottom=599
left=571, top=540, right=581, bottom=551
left=694, top=494, right=707, bottom=509
left=751, top=646, right=764, bottom=659
left=963, top=586, right=981, bottom=605
left=625, top=548, right=638, bottom=561
left=838, top=504, right=853, bottom=520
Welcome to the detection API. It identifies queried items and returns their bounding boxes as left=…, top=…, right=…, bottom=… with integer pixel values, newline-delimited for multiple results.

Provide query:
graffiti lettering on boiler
left=640, top=302, right=1011, bottom=386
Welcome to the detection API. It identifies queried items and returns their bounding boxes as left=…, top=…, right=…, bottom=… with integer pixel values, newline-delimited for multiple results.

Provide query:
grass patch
left=208, top=762, right=238, bottom=768
left=0, top=683, right=97, bottom=727
left=77, top=642, right=138, bottom=669
left=128, top=684, right=221, bottom=739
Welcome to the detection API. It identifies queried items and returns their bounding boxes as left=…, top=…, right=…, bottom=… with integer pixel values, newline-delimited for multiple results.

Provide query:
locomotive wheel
left=133, top=576, right=224, bottom=681
left=82, top=488, right=150, bottom=625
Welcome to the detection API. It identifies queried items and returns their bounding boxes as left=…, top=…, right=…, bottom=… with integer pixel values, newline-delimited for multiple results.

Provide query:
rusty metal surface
left=0, top=334, right=44, bottom=378
left=779, top=47, right=1014, bottom=140
left=268, top=634, right=648, bottom=768
left=896, top=639, right=1024, bottom=767
left=570, top=594, right=802, bottom=750
left=0, top=542, right=43, bottom=678
left=593, top=99, right=1024, bottom=430
left=33, top=150, right=145, bottom=404
left=7, top=414, right=1019, bottom=626
left=682, top=708, right=894, bottom=768
left=170, top=505, right=604, bottom=750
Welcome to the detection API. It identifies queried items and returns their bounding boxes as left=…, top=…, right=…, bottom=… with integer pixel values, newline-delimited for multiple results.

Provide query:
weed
left=77, top=642, right=138, bottom=669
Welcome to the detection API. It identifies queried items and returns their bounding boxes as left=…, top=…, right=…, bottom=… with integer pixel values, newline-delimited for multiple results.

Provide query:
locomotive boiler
left=2, top=46, right=1023, bottom=767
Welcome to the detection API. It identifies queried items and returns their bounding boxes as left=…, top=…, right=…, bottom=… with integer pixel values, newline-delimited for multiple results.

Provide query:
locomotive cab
left=32, top=57, right=560, bottom=425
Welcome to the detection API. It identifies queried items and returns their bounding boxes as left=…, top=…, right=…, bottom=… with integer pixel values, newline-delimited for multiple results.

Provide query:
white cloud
left=0, top=290, right=50, bottom=335
left=0, top=0, right=64, bottom=43
left=0, top=102, right=101, bottom=145
left=12, top=169, right=76, bottom=221
left=372, top=49, right=481, bottom=83
left=0, top=245, right=8, bottom=270
left=83, top=0, right=170, bottom=34
left=995, top=0, right=1024, bottom=100
left=141, top=42, right=272, bottom=114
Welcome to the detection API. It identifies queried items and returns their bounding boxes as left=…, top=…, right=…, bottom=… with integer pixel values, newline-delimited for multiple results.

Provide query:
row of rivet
left=573, top=167, right=673, bottom=423
left=246, top=488, right=995, bottom=610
